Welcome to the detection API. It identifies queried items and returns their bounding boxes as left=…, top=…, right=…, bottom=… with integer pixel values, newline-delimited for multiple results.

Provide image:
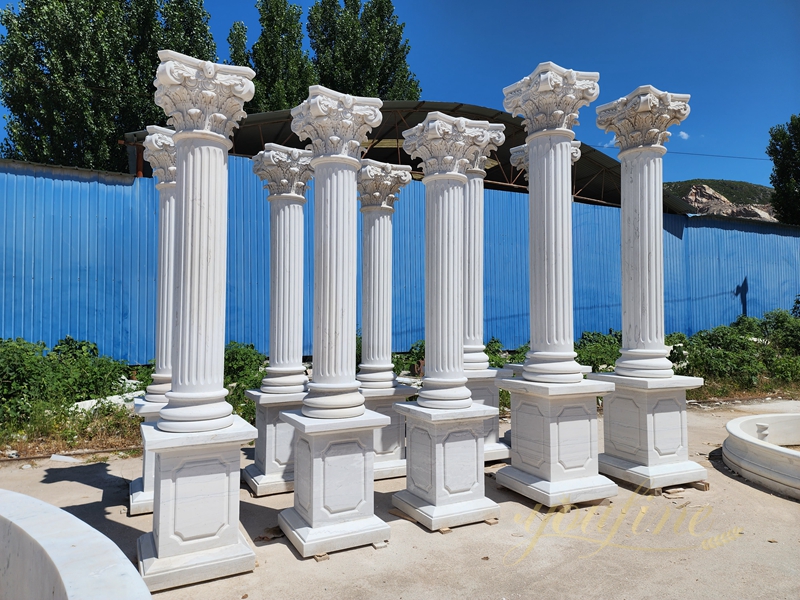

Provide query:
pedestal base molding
left=497, top=377, right=616, bottom=507
left=136, top=416, right=256, bottom=591
left=391, top=402, right=499, bottom=530
left=588, top=373, right=707, bottom=489
left=465, top=368, right=512, bottom=461
left=242, top=390, right=306, bottom=496
left=278, top=409, right=390, bottom=558
left=363, top=385, right=417, bottom=479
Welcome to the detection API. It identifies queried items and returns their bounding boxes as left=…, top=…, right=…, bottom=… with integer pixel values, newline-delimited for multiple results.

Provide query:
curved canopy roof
left=125, top=100, right=693, bottom=214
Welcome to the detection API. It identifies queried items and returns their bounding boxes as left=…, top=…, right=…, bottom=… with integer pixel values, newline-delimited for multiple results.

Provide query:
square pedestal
left=588, top=373, right=707, bottom=489
left=466, top=368, right=512, bottom=461
left=391, top=402, right=500, bottom=531
left=129, top=398, right=164, bottom=515
left=137, top=416, right=257, bottom=592
left=363, top=385, right=417, bottom=479
left=242, top=390, right=306, bottom=496
left=277, top=409, right=391, bottom=558
left=495, top=378, right=617, bottom=507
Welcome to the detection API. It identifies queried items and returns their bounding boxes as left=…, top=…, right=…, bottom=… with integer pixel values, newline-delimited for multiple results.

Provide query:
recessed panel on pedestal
left=607, top=395, right=642, bottom=457
left=322, top=441, right=366, bottom=516
left=295, top=438, right=312, bottom=515
left=408, top=426, right=434, bottom=495
left=274, top=418, right=296, bottom=467
left=443, top=430, right=478, bottom=495
left=173, top=459, right=230, bottom=543
left=653, top=398, right=683, bottom=457
left=556, top=405, right=592, bottom=471
left=515, top=398, right=546, bottom=470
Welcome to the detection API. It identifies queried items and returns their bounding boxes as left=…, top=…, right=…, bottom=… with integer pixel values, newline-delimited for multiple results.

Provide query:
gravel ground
left=1, top=399, right=798, bottom=600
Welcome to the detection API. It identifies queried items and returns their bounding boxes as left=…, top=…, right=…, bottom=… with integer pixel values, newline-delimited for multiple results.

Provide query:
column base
left=278, top=508, right=390, bottom=558
left=242, top=390, right=306, bottom=496
left=130, top=398, right=163, bottom=515
left=588, top=373, right=707, bottom=489
left=465, top=368, right=512, bottom=461
left=597, top=453, right=707, bottom=490
left=498, top=377, right=617, bottom=507
left=496, top=467, right=616, bottom=507
left=392, top=402, right=499, bottom=531
left=137, top=415, right=256, bottom=592
left=278, top=409, right=391, bottom=557
left=138, top=529, right=255, bottom=593
left=129, top=477, right=153, bottom=516
left=363, top=385, right=417, bottom=479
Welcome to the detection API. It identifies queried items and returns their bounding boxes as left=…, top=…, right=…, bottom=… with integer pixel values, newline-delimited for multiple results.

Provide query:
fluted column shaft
left=524, top=130, right=583, bottom=383
left=463, top=169, right=489, bottom=370
left=614, top=146, right=673, bottom=377
left=262, top=194, right=307, bottom=393
left=418, top=174, right=471, bottom=408
left=358, top=204, right=396, bottom=388
left=158, top=134, right=232, bottom=432
left=303, top=156, right=364, bottom=417
left=150, top=183, right=176, bottom=390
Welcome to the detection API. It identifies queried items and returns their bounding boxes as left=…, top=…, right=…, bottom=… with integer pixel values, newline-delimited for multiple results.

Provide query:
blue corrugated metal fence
left=2, top=156, right=798, bottom=363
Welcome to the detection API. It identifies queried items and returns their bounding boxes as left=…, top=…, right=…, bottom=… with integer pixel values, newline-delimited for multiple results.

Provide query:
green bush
left=223, top=342, right=267, bottom=424
left=575, top=330, right=621, bottom=373
left=393, top=340, right=425, bottom=375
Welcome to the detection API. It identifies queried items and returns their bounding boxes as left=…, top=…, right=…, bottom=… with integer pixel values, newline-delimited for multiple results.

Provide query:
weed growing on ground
left=223, top=341, right=267, bottom=424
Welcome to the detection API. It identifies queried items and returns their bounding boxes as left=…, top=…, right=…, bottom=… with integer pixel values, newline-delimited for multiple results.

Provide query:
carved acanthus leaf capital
left=154, top=50, right=255, bottom=140
left=358, top=159, right=412, bottom=210
left=503, top=62, right=600, bottom=134
left=252, top=143, right=313, bottom=198
left=403, top=112, right=505, bottom=177
left=143, top=125, right=176, bottom=188
left=291, top=85, right=383, bottom=159
left=510, top=144, right=529, bottom=181
left=596, top=85, right=690, bottom=152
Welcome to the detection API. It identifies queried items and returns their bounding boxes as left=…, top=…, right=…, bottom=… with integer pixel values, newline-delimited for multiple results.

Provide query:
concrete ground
left=1, top=399, right=798, bottom=600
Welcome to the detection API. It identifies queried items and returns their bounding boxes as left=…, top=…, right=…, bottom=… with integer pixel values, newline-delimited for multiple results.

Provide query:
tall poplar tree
left=161, top=0, right=217, bottom=62
left=227, top=21, right=252, bottom=69
left=767, top=115, right=800, bottom=226
left=123, top=0, right=165, bottom=133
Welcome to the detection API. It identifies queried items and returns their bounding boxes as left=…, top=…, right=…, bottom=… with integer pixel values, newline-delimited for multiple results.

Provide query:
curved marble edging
left=0, top=489, right=151, bottom=600
left=722, top=413, right=800, bottom=501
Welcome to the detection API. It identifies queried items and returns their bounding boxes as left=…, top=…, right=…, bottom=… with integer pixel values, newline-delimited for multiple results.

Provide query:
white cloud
left=677, top=131, right=689, bottom=140
left=602, top=135, right=617, bottom=148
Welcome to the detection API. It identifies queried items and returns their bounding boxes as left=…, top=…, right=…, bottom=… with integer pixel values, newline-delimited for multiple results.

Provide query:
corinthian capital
left=358, top=159, right=412, bottom=210
left=154, top=50, right=255, bottom=141
left=510, top=144, right=529, bottom=181
left=143, top=125, right=176, bottom=188
left=503, top=62, right=600, bottom=134
left=291, top=86, right=383, bottom=159
left=403, top=112, right=505, bottom=178
left=252, top=143, right=313, bottom=198
left=596, top=85, right=690, bottom=152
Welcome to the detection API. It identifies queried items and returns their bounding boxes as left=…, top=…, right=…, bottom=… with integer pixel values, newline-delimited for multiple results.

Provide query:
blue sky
left=200, top=0, right=799, bottom=186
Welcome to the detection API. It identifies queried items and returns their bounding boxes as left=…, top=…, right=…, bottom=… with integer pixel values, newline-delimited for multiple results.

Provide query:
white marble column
left=497, top=63, right=616, bottom=508
left=243, top=144, right=312, bottom=496
left=589, top=86, right=706, bottom=490
left=357, top=159, right=416, bottom=479
left=391, top=112, right=500, bottom=530
left=130, top=126, right=177, bottom=516
left=137, top=50, right=257, bottom=592
left=278, top=86, right=391, bottom=557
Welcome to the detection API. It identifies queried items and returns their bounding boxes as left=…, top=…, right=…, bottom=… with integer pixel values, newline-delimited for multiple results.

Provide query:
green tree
left=161, top=0, right=217, bottom=62
left=0, top=0, right=132, bottom=171
left=123, top=0, right=166, bottom=133
left=767, top=114, right=800, bottom=225
left=249, top=0, right=315, bottom=111
left=307, top=0, right=420, bottom=100
left=227, top=21, right=252, bottom=69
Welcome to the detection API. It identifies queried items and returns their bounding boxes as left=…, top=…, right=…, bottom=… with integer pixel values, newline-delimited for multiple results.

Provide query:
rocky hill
left=664, top=180, right=776, bottom=222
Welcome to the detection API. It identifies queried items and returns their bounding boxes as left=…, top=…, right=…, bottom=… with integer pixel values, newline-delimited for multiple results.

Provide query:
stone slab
left=134, top=397, right=164, bottom=418
left=278, top=508, right=390, bottom=558
left=280, top=409, right=390, bottom=433
left=241, top=464, right=294, bottom=495
left=500, top=377, right=614, bottom=397
left=138, top=530, right=255, bottom=592
left=495, top=466, right=617, bottom=507
left=393, top=402, right=497, bottom=422
left=391, top=490, right=499, bottom=530
left=598, top=453, right=708, bottom=490
left=588, top=373, right=704, bottom=391
left=244, top=389, right=307, bottom=406
left=142, top=416, right=256, bottom=451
